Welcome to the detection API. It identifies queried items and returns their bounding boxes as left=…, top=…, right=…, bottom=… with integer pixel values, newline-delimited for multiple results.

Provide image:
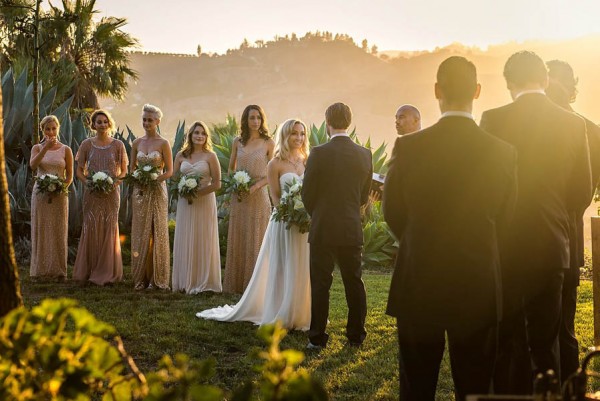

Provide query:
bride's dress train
left=196, top=172, right=311, bottom=330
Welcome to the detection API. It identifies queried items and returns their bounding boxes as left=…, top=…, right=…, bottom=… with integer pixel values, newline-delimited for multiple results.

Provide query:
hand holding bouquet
left=177, top=174, right=201, bottom=204
left=87, top=171, right=114, bottom=194
left=273, top=178, right=310, bottom=233
left=35, top=174, right=68, bottom=203
left=125, top=164, right=161, bottom=195
left=223, top=170, right=253, bottom=202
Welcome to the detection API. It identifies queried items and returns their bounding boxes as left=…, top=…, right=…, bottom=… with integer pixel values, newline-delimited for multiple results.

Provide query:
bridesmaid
left=172, top=121, right=222, bottom=294
left=73, top=109, right=128, bottom=285
left=223, top=105, right=275, bottom=293
left=30, top=115, right=73, bottom=280
left=130, top=104, right=173, bottom=290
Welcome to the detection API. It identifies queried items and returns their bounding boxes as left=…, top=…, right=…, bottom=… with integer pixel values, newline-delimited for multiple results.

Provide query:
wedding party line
left=28, top=50, right=600, bottom=401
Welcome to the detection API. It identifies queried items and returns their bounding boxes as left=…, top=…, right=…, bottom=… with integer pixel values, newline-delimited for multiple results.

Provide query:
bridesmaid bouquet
left=222, top=169, right=253, bottom=202
left=125, top=164, right=161, bottom=196
left=273, top=178, right=310, bottom=233
left=35, top=174, right=68, bottom=204
left=87, top=171, right=115, bottom=194
left=177, top=174, right=201, bottom=204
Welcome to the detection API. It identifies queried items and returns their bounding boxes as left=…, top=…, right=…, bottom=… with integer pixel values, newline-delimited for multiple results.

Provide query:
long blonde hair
left=274, top=119, right=309, bottom=161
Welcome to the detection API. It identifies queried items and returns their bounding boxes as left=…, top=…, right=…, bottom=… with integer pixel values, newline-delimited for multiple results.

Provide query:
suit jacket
left=480, top=94, right=592, bottom=273
left=384, top=116, right=517, bottom=329
left=565, top=115, right=600, bottom=281
left=302, top=135, right=372, bottom=246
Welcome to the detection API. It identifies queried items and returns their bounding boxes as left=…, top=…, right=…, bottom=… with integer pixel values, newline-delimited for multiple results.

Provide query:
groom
left=302, top=102, right=373, bottom=348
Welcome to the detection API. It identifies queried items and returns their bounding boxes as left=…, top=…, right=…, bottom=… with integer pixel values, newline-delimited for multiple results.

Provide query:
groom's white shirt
left=330, top=132, right=350, bottom=139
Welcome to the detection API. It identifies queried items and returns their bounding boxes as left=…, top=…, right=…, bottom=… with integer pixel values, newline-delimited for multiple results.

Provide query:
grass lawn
left=19, top=265, right=596, bottom=401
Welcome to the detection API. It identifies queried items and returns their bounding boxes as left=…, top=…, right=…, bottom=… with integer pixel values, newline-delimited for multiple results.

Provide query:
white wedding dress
left=196, top=172, right=311, bottom=330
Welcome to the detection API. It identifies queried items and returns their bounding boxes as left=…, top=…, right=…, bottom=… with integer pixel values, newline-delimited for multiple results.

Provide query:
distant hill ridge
left=102, top=33, right=600, bottom=147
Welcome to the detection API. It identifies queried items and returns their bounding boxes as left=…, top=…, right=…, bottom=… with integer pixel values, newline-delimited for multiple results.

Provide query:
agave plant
left=211, top=114, right=238, bottom=173
left=362, top=201, right=398, bottom=269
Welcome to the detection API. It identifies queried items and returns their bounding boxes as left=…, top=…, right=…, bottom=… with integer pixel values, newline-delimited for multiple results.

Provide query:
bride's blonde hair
left=274, top=119, right=309, bottom=161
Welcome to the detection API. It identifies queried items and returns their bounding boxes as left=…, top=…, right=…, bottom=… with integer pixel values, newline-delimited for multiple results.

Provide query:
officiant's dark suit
left=384, top=56, right=518, bottom=401
left=302, top=102, right=373, bottom=347
left=480, top=51, right=592, bottom=392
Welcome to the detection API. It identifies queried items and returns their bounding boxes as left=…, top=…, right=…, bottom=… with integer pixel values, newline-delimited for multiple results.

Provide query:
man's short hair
left=325, top=102, right=352, bottom=130
left=436, top=56, right=478, bottom=104
left=503, top=51, right=547, bottom=87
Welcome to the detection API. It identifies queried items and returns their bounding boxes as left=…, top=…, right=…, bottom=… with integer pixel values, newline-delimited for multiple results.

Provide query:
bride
left=197, top=118, right=311, bottom=330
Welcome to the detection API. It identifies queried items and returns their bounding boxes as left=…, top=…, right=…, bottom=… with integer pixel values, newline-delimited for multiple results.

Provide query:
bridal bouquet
left=222, top=169, right=253, bottom=202
left=87, top=171, right=114, bottom=194
left=177, top=174, right=201, bottom=204
left=35, top=174, right=68, bottom=203
left=273, top=178, right=310, bottom=233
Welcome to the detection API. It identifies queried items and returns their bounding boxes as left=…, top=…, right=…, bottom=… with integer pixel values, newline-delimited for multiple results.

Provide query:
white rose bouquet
left=125, top=163, right=161, bottom=195
left=272, top=178, right=310, bottom=233
left=177, top=174, right=201, bottom=204
left=87, top=171, right=114, bottom=194
left=222, top=169, right=253, bottom=202
left=35, top=174, right=68, bottom=203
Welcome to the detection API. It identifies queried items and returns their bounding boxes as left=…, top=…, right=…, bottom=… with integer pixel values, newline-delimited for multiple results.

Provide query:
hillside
left=101, top=34, right=600, bottom=147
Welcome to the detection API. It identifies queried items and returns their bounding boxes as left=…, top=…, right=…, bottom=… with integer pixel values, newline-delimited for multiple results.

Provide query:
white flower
left=47, top=174, right=58, bottom=180
left=280, top=192, right=289, bottom=202
left=289, top=183, right=300, bottom=193
left=107, top=177, right=114, bottom=185
left=48, top=184, right=57, bottom=192
left=293, top=199, right=305, bottom=210
left=132, top=170, right=140, bottom=178
left=92, top=171, right=108, bottom=182
left=150, top=173, right=159, bottom=180
left=178, top=182, right=185, bottom=192
left=142, top=165, right=152, bottom=172
left=40, top=174, right=47, bottom=180
left=185, top=178, right=198, bottom=189
left=233, top=171, right=251, bottom=184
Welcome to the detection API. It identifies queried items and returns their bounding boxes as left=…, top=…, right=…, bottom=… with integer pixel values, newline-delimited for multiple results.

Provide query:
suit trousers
left=494, top=268, right=564, bottom=394
left=560, top=271, right=579, bottom=384
left=308, top=243, right=367, bottom=346
left=396, top=318, right=496, bottom=401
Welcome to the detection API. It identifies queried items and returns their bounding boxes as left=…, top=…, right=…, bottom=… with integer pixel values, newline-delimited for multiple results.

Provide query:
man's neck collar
left=440, top=111, right=475, bottom=120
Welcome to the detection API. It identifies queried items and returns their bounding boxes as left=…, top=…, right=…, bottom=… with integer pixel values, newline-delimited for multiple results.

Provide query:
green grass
left=18, top=266, right=595, bottom=401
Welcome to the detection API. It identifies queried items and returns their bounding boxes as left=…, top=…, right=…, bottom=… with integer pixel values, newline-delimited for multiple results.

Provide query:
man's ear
left=434, top=83, right=442, bottom=100
left=473, top=83, right=481, bottom=100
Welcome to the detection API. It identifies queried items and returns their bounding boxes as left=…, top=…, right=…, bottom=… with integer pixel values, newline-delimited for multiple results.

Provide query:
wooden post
left=591, top=216, right=600, bottom=346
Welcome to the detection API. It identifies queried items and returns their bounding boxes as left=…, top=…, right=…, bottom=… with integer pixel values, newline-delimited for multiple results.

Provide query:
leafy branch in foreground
left=0, top=299, right=328, bottom=400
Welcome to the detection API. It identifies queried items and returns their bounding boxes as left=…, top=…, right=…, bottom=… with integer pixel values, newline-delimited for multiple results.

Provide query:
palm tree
left=43, top=0, right=138, bottom=110
left=0, top=76, right=23, bottom=317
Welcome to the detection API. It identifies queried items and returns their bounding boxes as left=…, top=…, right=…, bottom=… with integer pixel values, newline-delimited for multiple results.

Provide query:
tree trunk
left=0, top=70, right=23, bottom=318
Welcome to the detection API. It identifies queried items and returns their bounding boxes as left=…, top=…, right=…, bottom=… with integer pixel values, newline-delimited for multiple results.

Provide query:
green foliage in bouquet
left=272, top=178, right=310, bottom=234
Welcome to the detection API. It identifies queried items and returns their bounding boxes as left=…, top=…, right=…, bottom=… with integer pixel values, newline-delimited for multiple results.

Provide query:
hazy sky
left=90, top=0, right=600, bottom=54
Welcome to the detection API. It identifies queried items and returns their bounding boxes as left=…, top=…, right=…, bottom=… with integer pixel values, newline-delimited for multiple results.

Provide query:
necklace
left=287, top=157, right=304, bottom=173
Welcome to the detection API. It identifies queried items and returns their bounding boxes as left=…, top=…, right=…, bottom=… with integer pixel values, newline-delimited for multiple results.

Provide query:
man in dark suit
left=384, top=56, right=518, bottom=401
left=301, top=102, right=373, bottom=348
left=480, top=51, right=592, bottom=392
left=545, top=59, right=600, bottom=383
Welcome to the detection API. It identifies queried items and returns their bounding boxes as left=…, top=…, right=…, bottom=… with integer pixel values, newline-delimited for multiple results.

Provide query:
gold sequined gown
left=30, top=144, right=69, bottom=279
left=172, top=160, right=222, bottom=293
left=223, top=145, right=271, bottom=293
left=73, top=139, right=128, bottom=285
left=131, top=151, right=170, bottom=290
